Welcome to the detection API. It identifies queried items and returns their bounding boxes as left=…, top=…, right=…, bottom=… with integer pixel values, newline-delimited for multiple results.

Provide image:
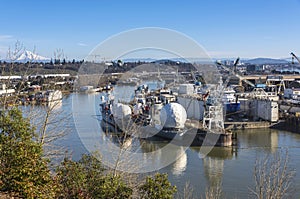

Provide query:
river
left=23, top=87, right=300, bottom=198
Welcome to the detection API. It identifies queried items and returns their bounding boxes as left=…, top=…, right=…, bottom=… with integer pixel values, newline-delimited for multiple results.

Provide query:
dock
left=224, top=121, right=272, bottom=130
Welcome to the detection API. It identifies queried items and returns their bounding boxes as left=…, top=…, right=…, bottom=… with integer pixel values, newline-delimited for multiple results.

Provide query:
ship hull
left=191, top=130, right=232, bottom=147
left=153, top=128, right=233, bottom=147
left=155, top=129, right=186, bottom=140
left=101, top=115, right=124, bottom=134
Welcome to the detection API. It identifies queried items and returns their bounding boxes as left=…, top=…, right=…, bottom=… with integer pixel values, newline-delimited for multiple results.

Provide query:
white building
left=0, top=84, right=15, bottom=96
left=0, top=75, right=22, bottom=80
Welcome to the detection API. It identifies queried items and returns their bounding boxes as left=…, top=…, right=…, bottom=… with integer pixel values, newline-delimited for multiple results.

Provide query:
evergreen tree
left=0, top=108, right=56, bottom=198
left=54, top=59, right=60, bottom=65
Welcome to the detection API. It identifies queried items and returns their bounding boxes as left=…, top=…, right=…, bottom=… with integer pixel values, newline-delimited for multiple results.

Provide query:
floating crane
left=291, top=52, right=300, bottom=64
left=216, top=58, right=256, bottom=88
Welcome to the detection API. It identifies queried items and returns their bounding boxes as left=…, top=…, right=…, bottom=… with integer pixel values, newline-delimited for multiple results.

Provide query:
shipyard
left=1, top=1, right=300, bottom=198
left=2, top=54, right=300, bottom=130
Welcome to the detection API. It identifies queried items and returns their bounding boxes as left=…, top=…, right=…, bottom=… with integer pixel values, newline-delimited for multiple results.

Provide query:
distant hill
left=243, top=58, right=289, bottom=65
left=121, top=57, right=291, bottom=65
left=121, top=57, right=214, bottom=64
left=121, top=58, right=158, bottom=63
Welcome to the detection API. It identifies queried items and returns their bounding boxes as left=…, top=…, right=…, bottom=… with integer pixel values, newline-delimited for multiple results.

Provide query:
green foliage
left=94, top=174, right=133, bottom=199
left=0, top=108, right=56, bottom=198
left=55, top=158, right=89, bottom=198
left=139, top=173, right=177, bottom=199
left=56, top=154, right=132, bottom=199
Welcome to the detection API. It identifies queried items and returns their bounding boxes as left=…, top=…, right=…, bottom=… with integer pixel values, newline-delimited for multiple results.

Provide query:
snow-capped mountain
left=16, top=50, right=50, bottom=62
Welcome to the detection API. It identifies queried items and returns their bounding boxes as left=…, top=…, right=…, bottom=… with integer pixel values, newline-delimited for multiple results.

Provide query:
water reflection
left=203, top=157, right=224, bottom=187
left=192, top=146, right=235, bottom=189
left=236, top=128, right=278, bottom=153
left=172, top=147, right=187, bottom=176
left=186, top=128, right=280, bottom=191
left=138, top=139, right=188, bottom=173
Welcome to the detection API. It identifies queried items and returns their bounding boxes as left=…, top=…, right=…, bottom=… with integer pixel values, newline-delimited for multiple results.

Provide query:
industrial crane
left=216, top=58, right=256, bottom=88
left=233, top=57, right=240, bottom=73
left=291, top=52, right=300, bottom=64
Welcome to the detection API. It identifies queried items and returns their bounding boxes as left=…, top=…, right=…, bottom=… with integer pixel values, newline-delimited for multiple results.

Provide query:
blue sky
left=0, top=0, right=300, bottom=60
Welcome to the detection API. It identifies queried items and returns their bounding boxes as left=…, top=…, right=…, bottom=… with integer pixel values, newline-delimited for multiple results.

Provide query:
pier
left=224, top=121, right=272, bottom=130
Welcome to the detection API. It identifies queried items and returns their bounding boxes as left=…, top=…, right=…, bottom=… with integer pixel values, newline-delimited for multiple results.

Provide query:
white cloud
left=77, top=42, right=88, bottom=47
left=0, top=35, right=13, bottom=41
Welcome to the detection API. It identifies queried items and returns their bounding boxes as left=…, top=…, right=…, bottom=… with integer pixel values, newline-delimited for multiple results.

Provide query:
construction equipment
left=216, top=58, right=256, bottom=88
left=233, top=57, right=240, bottom=72
left=291, top=52, right=300, bottom=64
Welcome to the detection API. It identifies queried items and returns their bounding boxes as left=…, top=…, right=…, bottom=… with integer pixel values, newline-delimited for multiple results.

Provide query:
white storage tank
left=112, top=103, right=132, bottom=120
left=160, top=103, right=187, bottom=129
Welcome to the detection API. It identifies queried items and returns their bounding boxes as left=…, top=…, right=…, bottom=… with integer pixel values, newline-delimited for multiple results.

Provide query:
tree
left=54, top=59, right=61, bottom=65
left=96, top=174, right=133, bottom=199
left=204, top=184, right=223, bottom=199
left=0, top=108, right=56, bottom=198
left=55, top=158, right=90, bottom=198
left=249, top=150, right=295, bottom=199
left=55, top=154, right=133, bottom=199
left=139, top=173, right=177, bottom=199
